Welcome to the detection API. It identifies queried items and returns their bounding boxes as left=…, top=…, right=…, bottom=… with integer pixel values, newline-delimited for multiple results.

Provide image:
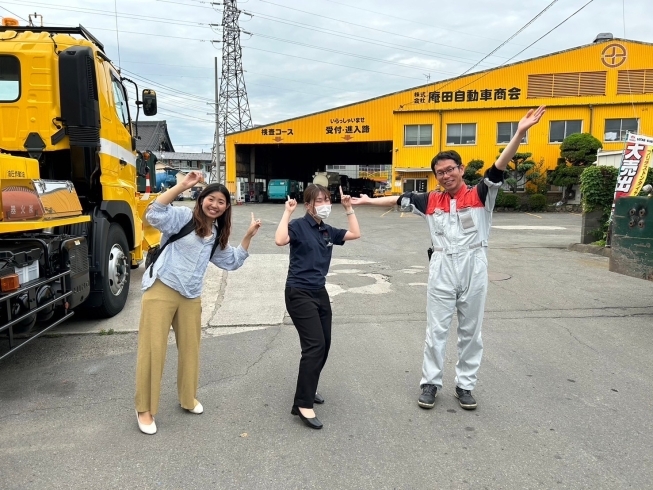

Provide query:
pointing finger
left=251, top=212, right=254, bottom=221
left=339, top=186, right=343, bottom=196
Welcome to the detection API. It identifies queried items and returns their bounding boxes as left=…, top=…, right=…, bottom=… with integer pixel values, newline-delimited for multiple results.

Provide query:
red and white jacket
left=399, top=166, right=504, bottom=255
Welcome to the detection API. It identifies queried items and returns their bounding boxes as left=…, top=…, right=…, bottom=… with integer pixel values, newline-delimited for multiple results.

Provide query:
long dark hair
left=193, top=183, right=231, bottom=250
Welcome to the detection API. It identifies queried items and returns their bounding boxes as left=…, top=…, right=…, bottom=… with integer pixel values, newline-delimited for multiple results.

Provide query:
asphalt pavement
left=1, top=203, right=652, bottom=489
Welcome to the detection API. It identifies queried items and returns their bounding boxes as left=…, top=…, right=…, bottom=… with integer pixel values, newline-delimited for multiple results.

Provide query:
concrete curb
left=568, top=243, right=612, bottom=257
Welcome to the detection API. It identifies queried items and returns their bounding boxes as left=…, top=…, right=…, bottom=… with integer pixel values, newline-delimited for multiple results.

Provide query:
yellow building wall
left=226, top=39, right=653, bottom=194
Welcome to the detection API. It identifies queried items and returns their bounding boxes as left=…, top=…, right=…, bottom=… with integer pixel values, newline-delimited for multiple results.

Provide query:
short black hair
left=431, top=150, right=463, bottom=174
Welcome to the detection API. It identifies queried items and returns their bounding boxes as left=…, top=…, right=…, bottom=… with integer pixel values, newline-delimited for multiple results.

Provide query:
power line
left=235, top=29, right=461, bottom=76
left=0, top=5, right=28, bottom=21
left=256, top=0, right=506, bottom=58
left=120, top=68, right=213, bottom=102
left=121, top=60, right=345, bottom=94
left=236, top=9, right=503, bottom=67
left=240, top=45, right=426, bottom=81
left=12, top=0, right=499, bottom=70
left=457, top=0, right=559, bottom=78
left=441, top=0, right=597, bottom=95
left=155, top=0, right=507, bottom=67
left=10, top=0, right=508, bottom=83
left=320, top=0, right=546, bottom=49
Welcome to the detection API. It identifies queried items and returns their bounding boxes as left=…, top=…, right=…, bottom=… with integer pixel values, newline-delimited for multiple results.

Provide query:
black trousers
left=285, top=286, right=332, bottom=408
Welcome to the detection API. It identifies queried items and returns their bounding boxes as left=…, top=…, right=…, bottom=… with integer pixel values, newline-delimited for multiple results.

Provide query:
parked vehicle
left=0, top=20, right=161, bottom=359
left=268, top=179, right=302, bottom=202
left=349, top=178, right=377, bottom=198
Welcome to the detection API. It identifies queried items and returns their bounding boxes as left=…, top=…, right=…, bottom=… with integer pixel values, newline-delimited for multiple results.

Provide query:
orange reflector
left=1, top=274, right=20, bottom=293
left=1, top=18, right=20, bottom=27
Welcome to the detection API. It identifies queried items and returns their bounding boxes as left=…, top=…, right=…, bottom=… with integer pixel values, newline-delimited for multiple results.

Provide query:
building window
left=403, top=179, right=427, bottom=193
left=446, top=123, right=476, bottom=145
left=0, top=55, right=20, bottom=102
left=497, top=122, right=527, bottom=144
left=549, top=120, right=582, bottom=143
left=404, top=125, right=432, bottom=146
left=604, top=118, right=638, bottom=142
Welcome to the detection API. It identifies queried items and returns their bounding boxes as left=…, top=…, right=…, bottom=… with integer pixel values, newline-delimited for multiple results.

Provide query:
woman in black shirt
left=274, top=184, right=361, bottom=429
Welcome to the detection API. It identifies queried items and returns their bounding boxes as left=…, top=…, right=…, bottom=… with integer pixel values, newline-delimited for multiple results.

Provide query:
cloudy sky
left=2, top=0, right=651, bottom=153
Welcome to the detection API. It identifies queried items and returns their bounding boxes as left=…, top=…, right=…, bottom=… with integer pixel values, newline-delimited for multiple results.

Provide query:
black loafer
left=291, top=405, right=323, bottom=429
left=314, top=392, right=325, bottom=404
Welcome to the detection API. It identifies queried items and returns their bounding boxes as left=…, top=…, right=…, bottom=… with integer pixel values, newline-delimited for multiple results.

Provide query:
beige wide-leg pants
left=135, top=280, right=202, bottom=415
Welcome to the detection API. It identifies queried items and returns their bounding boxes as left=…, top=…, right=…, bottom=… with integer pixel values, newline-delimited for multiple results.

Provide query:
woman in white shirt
left=135, top=171, right=261, bottom=435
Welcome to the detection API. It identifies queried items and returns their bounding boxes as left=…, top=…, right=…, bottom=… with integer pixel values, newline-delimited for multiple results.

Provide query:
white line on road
left=492, top=225, right=567, bottom=230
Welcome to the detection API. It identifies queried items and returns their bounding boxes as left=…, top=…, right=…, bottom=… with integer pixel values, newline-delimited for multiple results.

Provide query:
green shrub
left=501, top=193, right=520, bottom=209
left=528, top=194, right=547, bottom=211
left=579, top=166, right=618, bottom=213
left=495, top=189, right=506, bottom=207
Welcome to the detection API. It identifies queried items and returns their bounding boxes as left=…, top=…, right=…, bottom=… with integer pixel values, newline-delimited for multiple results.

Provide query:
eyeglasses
left=435, top=165, right=461, bottom=178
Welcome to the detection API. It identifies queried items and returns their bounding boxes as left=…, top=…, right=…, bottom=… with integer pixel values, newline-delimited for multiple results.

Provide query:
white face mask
left=314, top=204, right=331, bottom=220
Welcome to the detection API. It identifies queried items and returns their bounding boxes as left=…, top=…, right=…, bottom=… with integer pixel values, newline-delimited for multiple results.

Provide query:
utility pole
left=209, top=0, right=252, bottom=184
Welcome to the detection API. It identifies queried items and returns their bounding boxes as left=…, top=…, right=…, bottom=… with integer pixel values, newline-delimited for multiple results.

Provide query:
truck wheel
left=96, top=224, right=130, bottom=318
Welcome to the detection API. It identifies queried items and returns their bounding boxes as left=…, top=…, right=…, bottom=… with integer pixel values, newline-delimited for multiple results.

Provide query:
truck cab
left=0, top=21, right=160, bottom=358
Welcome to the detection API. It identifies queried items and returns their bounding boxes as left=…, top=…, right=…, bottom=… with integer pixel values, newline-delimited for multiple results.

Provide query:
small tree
left=497, top=148, right=536, bottom=193
left=548, top=133, right=602, bottom=198
left=526, top=158, right=549, bottom=195
left=463, top=159, right=484, bottom=186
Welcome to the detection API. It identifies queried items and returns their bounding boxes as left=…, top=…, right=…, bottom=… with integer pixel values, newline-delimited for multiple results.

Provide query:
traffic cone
left=140, top=169, right=151, bottom=200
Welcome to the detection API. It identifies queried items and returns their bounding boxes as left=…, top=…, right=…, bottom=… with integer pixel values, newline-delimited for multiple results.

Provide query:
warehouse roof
left=153, top=152, right=213, bottom=161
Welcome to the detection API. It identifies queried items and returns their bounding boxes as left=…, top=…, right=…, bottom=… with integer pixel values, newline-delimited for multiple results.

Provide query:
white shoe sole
left=418, top=391, right=437, bottom=409
left=454, top=391, right=477, bottom=410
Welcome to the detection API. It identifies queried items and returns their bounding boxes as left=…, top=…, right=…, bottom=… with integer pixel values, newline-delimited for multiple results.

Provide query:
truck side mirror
left=142, top=89, right=157, bottom=116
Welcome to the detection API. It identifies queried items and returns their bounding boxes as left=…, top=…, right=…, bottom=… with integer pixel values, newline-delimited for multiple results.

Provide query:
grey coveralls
left=401, top=166, right=503, bottom=391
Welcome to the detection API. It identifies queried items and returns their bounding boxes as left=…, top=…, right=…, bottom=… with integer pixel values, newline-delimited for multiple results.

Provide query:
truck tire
left=96, top=224, right=130, bottom=318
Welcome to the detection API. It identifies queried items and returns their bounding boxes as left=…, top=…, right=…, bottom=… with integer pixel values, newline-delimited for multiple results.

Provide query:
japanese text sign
left=614, top=133, right=653, bottom=200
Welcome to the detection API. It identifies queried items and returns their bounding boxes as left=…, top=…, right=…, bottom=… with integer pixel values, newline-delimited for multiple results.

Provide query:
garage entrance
left=234, top=141, right=392, bottom=201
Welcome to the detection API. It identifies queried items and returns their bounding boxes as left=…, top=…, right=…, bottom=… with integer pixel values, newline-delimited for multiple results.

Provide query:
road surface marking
left=492, top=225, right=566, bottom=230
left=525, top=213, right=542, bottom=219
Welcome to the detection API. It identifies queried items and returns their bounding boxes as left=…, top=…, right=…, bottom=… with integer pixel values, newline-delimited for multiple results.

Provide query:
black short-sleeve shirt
left=286, top=214, right=347, bottom=289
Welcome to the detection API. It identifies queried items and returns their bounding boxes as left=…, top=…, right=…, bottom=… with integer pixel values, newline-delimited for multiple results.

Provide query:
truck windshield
left=0, top=56, right=20, bottom=102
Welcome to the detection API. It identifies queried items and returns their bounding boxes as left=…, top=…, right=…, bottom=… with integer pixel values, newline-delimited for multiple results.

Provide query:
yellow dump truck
left=0, top=20, right=161, bottom=359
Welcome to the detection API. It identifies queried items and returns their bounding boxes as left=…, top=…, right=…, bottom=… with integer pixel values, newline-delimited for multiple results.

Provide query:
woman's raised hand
left=181, top=171, right=204, bottom=189
left=247, top=212, right=262, bottom=237
left=285, top=195, right=298, bottom=214
left=340, top=186, right=352, bottom=210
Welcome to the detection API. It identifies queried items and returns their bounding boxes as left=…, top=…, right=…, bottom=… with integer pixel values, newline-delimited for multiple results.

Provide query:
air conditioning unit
left=564, top=186, right=581, bottom=204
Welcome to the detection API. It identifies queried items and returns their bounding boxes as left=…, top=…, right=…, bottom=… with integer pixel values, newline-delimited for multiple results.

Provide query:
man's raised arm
left=494, top=106, right=546, bottom=171
left=350, top=194, right=398, bottom=207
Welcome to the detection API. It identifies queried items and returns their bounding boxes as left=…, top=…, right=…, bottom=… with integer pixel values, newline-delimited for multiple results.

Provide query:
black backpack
left=146, top=218, right=220, bottom=277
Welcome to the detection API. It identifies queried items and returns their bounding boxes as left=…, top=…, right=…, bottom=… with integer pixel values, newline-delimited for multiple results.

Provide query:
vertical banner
left=613, top=133, right=653, bottom=200
left=607, top=133, right=653, bottom=245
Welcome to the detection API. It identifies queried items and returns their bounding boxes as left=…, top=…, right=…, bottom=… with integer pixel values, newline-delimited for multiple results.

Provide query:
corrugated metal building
left=225, top=37, right=653, bottom=194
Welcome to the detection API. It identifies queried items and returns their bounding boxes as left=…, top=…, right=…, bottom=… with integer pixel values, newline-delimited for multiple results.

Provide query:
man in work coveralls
left=351, top=106, right=546, bottom=410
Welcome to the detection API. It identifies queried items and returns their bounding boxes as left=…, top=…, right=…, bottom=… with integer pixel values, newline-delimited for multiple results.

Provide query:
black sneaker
left=455, top=386, right=477, bottom=410
left=418, top=384, right=438, bottom=409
